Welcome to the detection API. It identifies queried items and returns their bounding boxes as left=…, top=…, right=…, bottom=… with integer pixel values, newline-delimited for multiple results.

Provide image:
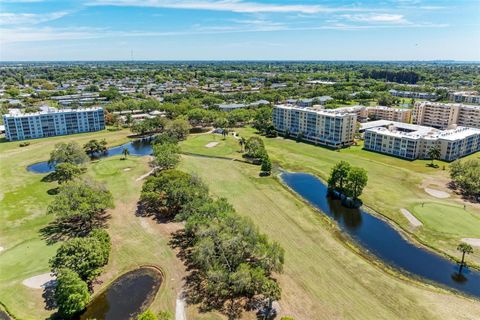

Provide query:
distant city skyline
left=1, top=0, right=479, bottom=61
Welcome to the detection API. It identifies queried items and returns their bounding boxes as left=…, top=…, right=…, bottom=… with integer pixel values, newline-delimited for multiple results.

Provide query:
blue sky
left=0, top=0, right=479, bottom=61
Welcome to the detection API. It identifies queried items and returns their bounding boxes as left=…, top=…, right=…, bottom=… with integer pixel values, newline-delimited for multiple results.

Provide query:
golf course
left=0, top=128, right=479, bottom=319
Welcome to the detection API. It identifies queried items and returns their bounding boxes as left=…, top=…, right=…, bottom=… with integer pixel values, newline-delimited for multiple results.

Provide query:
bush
left=19, top=141, right=30, bottom=147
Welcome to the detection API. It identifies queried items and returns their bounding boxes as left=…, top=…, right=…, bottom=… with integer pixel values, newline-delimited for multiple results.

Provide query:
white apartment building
left=3, top=107, right=105, bottom=141
left=449, top=91, right=480, bottom=104
left=272, top=105, right=356, bottom=148
left=412, top=101, right=480, bottom=129
left=364, top=121, right=480, bottom=161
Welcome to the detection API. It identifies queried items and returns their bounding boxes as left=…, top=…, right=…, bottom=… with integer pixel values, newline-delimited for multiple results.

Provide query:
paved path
left=175, top=294, right=186, bottom=320
left=136, top=168, right=156, bottom=181
left=400, top=208, right=422, bottom=227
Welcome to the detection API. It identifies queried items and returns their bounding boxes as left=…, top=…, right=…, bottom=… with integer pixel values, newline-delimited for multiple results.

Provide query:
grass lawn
left=179, top=155, right=480, bottom=320
left=205, top=127, right=480, bottom=267
left=0, top=130, right=216, bottom=319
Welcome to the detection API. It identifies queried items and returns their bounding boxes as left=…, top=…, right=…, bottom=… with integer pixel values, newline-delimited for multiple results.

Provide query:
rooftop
left=3, top=106, right=103, bottom=118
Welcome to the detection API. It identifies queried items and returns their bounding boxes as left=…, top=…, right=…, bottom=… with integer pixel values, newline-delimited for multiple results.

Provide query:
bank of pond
left=26, top=138, right=480, bottom=299
left=281, top=172, right=480, bottom=298
left=80, top=267, right=162, bottom=320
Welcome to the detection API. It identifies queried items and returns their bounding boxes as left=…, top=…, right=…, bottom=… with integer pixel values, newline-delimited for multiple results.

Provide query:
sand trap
left=205, top=142, right=219, bottom=148
left=22, top=273, right=56, bottom=289
left=462, top=238, right=480, bottom=247
left=0, top=246, right=4, bottom=253
left=123, top=168, right=131, bottom=171
left=400, top=208, right=422, bottom=227
left=424, top=188, right=450, bottom=199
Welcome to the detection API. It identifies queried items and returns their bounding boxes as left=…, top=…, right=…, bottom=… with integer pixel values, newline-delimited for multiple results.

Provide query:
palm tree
left=122, top=147, right=130, bottom=160
left=239, top=137, right=246, bottom=152
left=427, top=145, right=441, bottom=166
left=457, top=242, right=474, bottom=272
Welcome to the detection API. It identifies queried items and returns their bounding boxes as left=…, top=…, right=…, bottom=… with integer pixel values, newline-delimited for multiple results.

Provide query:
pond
left=27, top=139, right=154, bottom=174
left=280, top=172, right=480, bottom=298
left=80, top=267, right=162, bottom=320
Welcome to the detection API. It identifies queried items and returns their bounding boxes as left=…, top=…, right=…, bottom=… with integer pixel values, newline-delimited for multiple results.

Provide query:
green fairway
left=179, top=155, right=480, bottom=320
left=180, top=132, right=243, bottom=158
left=181, top=127, right=480, bottom=267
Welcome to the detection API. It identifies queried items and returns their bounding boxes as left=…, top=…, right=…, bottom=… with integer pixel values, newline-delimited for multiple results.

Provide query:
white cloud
left=87, top=0, right=354, bottom=14
left=0, top=27, right=102, bottom=43
left=342, top=14, right=407, bottom=24
left=0, top=11, right=71, bottom=25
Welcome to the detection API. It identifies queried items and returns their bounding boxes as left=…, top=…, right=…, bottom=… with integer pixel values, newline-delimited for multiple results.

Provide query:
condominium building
left=330, top=105, right=411, bottom=123
left=412, top=101, right=480, bottom=129
left=3, top=107, right=105, bottom=141
left=449, top=91, right=480, bottom=104
left=366, top=106, right=412, bottom=123
left=363, top=121, right=480, bottom=161
left=272, top=105, right=356, bottom=148
left=389, top=89, right=437, bottom=100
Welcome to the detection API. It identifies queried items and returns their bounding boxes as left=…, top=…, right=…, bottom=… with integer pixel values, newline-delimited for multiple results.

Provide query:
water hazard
left=27, top=139, right=154, bottom=174
left=281, top=172, right=480, bottom=298
left=80, top=267, right=162, bottom=320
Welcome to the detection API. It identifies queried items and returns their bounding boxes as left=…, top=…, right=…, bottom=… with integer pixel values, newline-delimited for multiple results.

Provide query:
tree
left=45, top=180, right=114, bottom=240
left=427, top=145, right=441, bottom=166
left=239, top=137, right=246, bottom=152
left=261, top=156, right=272, bottom=176
left=122, top=147, right=130, bottom=159
left=50, top=236, right=109, bottom=284
left=152, top=142, right=180, bottom=171
left=327, top=161, right=351, bottom=193
left=457, top=243, right=474, bottom=272
left=100, top=87, right=121, bottom=100
left=449, top=159, right=480, bottom=199
left=90, top=228, right=111, bottom=266
left=245, top=136, right=266, bottom=159
left=49, top=142, right=89, bottom=166
left=345, top=167, right=368, bottom=200
left=83, top=139, right=108, bottom=156
left=137, top=309, right=157, bottom=320
left=54, top=268, right=90, bottom=319
left=253, top=107, right=272, bottom=134
left=165, top=118, right=191, bottom=141
left=52, top=163, right=84, bottom=184
left=140, top=170, right=209, bottom=219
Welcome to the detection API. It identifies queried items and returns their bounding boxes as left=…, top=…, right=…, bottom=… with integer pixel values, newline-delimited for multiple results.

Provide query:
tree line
left=40, top=142, right=115, bottom=318
left=138, top=130, right=284, bottom=319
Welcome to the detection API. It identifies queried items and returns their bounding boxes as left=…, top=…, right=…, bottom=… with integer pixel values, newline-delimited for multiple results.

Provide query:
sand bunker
left=22, top=273, right=56, bottom=289
left=123, top=168, right=131, bottom=171
left=400, top=208, right=422, bottom=227
left=205, top=142, right=219, bottom=148
left=462, top=238, right=480, bottom=247
left=424, top=188, right=450, bottom=199
left=0, top=246, right=4, bottom=252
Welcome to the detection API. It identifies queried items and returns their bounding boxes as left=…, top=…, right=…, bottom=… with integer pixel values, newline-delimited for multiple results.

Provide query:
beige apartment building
left=366, top=106, right=411, bottom=123
left=412, top=101, right=480, bottom=129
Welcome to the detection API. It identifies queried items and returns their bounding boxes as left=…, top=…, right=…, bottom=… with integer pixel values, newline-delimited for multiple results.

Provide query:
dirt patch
left=424, top=188, right=450, bottom=199
left=462, top=238, right=480, bottom=247
left=22, top=273, right=56, bottom=289
left=205, top=142, right=219, bottom=148
left=400, top=208, right=423, bottom=227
